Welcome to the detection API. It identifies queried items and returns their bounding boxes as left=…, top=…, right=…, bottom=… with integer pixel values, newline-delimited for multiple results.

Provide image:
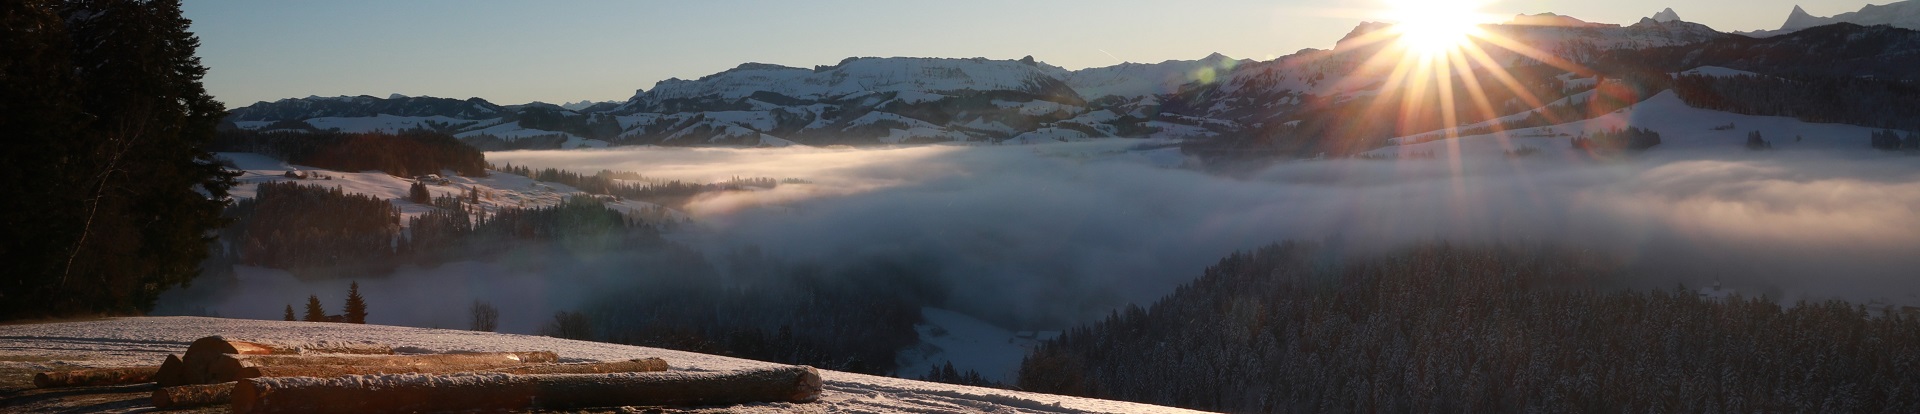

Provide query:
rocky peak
left=1652, top=8, right=1682, bottom=23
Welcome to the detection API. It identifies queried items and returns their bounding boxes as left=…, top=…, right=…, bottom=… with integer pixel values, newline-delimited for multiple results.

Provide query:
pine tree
left=303, top=295, right=326, bottom=322
left=342, top=282, right=367, bottom=324
left=0, top=0, right=86, bottom=318
left=0, top=0, right=236, bottom=318
left=408, top=182, right=431, bottom=203
left=283, top=304, right=294, bottom=321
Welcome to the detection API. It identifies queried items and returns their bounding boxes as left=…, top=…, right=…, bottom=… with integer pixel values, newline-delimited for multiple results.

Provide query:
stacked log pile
left=26, top=335, right=821, bottom=412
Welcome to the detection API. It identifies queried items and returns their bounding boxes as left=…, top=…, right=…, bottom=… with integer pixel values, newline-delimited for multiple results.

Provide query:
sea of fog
left=166, top=139, right=1920, bottom=334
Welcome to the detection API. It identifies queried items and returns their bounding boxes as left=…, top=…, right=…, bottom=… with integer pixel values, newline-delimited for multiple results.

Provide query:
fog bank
left=488, top=141, right=1920, bottom=327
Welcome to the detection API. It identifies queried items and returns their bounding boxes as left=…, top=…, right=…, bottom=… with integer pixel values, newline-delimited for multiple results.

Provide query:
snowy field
left=218, top=152, right=677, bottom=226
left=0, top=317, right=1203, bottom=413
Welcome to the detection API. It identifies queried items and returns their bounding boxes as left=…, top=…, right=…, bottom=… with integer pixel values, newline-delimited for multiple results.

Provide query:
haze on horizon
left=183, top=0, right=1876, bottom=107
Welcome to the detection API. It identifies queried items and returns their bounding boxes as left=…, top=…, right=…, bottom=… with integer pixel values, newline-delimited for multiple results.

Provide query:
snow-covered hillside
left=0, top=317, right=1202, bottom=413
left=216, top=152, right=674, bottom=226
left=1366, top=90, right=1886, bottom=158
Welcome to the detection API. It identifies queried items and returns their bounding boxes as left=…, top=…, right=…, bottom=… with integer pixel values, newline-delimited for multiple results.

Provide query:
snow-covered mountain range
left=224, top=5, right=1920, bottom=150
left=1742, top=1, right=1920, bottom=37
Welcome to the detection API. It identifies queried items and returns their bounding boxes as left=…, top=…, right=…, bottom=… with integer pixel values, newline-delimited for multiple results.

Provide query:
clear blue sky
left=182, top=0, right=1878, bottom=107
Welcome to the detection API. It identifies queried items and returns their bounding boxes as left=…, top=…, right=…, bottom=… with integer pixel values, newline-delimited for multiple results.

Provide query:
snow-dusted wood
left=180, top=336, right=397, bottom=385
left=230, top=365, right=823, bottom=414
left=207, top=351, right=558, bottom=383
left=31, top=365, right=162, bottom=388
left=236, top=357, right=667, bottom=379
left=152, top=382, right=235, bottom=409
left=146, top=359, right=669, bottom=409
left=183, top=336, right=393, bottom=356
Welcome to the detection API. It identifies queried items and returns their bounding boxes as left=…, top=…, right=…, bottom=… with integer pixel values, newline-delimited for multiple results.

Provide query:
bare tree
left=469, top=300, right=499, bottom=332
left=541, top=311, right=592, bottom=340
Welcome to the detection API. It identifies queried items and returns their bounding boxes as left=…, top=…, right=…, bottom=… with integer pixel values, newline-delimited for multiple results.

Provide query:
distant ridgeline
left=225, top=20, right=1920, bottom=161
left=211, top=129, right=487, bottom=177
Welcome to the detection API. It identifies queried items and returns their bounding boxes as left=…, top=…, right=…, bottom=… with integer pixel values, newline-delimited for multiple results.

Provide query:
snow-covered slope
left=0, top=317, right=1202, bottom=413
left=1366, top=90, right=1886, bottom=158
left=216, top=152, right=672, bottom=226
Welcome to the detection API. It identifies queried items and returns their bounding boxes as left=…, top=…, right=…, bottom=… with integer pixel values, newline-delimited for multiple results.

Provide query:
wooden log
left=152, top=382, right=235, bottom=409
left=236, top=358, right=668, bottom=379
left=181, top=337, right=282, bottom=385
left=32, top=365, right=162, bottom=388
left=183, top=336, right=393, bottom=356
left=207, top=351, right=559, bottom=383
left=150, top=359, right=669, bottom=408
left=179, top=336, right=395, bottom=385
left=155, top=355, right=187, bottom=387
left=230, top=365, right=823, bottom=414
left=490, top=358, right=669, bottom=375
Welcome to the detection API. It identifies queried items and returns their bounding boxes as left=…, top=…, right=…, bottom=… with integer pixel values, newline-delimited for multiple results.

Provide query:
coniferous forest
left=211, top=129, right=487, bottom=177
left=1019, top=243, right=1920, bottom=412
left=0, top=0, right=235, bottom=318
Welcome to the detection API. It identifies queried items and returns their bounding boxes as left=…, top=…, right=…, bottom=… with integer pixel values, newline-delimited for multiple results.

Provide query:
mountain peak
left=1202, top=52, right=1232, bottom=62
left=1653, top=8, right=1682, bottom=23
left=1782, top=4, right=1826, bottom=31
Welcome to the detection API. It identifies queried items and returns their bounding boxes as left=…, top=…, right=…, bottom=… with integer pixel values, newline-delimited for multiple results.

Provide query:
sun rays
left=1309, top=0, right=1603, bottom=161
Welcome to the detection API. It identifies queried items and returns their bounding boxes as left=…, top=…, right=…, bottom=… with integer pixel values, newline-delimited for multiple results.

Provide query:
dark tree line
left=1572, top=126, right=1663, bottom=154
left=404, top=194, right=657, bottom=261
left=494, top=163, right=785, bottom=208
left=1019, top=242, right=1920, bottom=412
left=1870, top=129, right=1920, bottom=152
left=211, top=129, right=487, bottom=177
left=222, top=181, right=658, bottom=278
left=1, top=0, right=235, bottom=318
left=1673, top=74, right=1920, bottom=132
left=920, top=361, right=996, bottom=388
left=223, top=182, right=400, bottom=278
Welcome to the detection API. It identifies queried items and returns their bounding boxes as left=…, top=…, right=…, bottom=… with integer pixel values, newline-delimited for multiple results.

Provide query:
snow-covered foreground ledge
left=0, top=317, right=1206, bottom=413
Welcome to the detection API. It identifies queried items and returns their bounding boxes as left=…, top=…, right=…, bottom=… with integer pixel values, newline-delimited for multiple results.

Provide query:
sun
left=1381, top=0, right=1492, bottom=55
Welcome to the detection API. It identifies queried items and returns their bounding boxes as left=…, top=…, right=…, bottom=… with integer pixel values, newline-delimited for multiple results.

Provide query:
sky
left=182, top=0, right=1881, bottom=107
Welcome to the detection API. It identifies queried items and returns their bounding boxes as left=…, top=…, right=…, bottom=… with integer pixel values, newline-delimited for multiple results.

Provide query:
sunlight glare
left=1382, top=0, right=1491, bottom=56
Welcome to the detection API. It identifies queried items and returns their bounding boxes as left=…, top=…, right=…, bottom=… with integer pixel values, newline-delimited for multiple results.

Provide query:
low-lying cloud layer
left=167, top=141, right=1920, bottom=333
left=496, top=142, right=1920, bottom=326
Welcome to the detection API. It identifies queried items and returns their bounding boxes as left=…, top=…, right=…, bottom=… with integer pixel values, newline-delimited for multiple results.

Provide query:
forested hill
left=1018, top=243, right=1920, bottom=412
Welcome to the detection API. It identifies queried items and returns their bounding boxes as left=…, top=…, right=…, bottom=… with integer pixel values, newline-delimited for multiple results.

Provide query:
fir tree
left=0, top=0, right=235, bottom=318
left=342, top=282, right=367, bottom=324
left=283, top=304, right=294, bottom=321
left=408, top=182, right=431, bottom=203
left=303, top=295, right=326, bottom=322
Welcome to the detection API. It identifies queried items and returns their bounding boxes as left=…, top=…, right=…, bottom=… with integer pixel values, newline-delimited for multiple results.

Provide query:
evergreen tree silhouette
left=0, top=0, right=235, bottom=319
left=343, top=282, right=367, bottom=324
left=283, top=304, right=294, bottom=321
left=303, top=295, right=326, bottom=322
